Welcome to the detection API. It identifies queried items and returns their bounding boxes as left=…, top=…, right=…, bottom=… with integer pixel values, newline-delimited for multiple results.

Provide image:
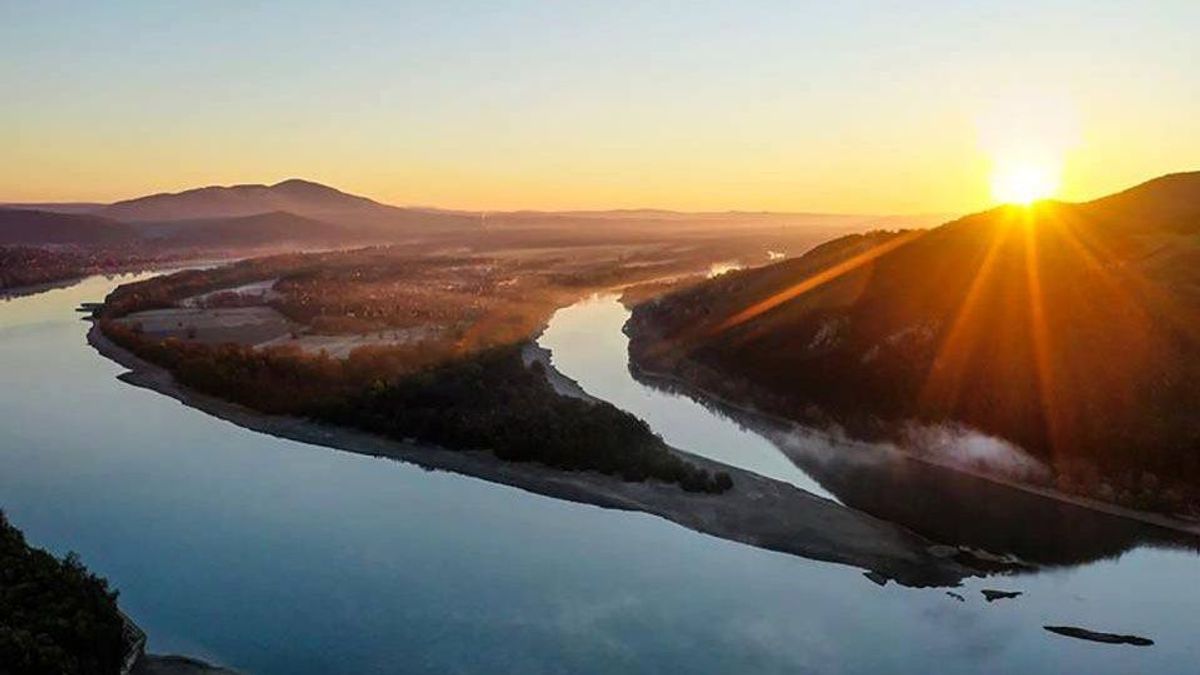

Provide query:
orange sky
left=3, top=3, right=1197, bottom=213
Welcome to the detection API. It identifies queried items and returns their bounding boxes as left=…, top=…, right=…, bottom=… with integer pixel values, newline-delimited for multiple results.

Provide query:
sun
left=991, top=162, right=1060, bottom=206
left=976, top=90, right=1077, bottom=206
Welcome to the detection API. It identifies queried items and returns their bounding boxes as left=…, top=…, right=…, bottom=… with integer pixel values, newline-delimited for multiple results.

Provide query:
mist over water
left=902, top=424, right=1051, bottom=482
left=540, top=293, right=1049, bottom=500
left=766, top=422, right=1050, bottom=485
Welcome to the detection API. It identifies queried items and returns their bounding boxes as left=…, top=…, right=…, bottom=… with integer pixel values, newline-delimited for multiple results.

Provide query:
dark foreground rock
left=133, top=655, right=239, bottom=674
left=1044, top=626, right=1154, bottom=646
left=863, top=571, right=890, bottom=586
left=981, top=589, right=1023, bottom=602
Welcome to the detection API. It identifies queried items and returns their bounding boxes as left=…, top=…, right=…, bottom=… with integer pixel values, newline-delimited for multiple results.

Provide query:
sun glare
left=977, top=90, right=1077, bottom=207
left=990, top=162, right=1060, bottom=206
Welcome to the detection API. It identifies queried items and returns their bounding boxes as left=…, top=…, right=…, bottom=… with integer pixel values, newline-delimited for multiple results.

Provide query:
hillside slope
left=135, top=211, right=346, bottom=247
left=629, top=172, right=1200, bottom=511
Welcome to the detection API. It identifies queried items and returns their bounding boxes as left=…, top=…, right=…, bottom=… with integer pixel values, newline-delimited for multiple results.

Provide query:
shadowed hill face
left=135, top=211, right=346, bottom=247
left=0, top=205, right=348, bottom=250
left=0, top=208, right=138, bottom=245
left=631, top=173, right=1200, bottom=491
left=0, top=202, right=107, bottom=215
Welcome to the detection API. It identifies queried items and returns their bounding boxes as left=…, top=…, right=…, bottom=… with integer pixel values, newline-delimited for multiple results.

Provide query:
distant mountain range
left=1, top=179, right=949, bottom=250
left=629, top=171, right=1200, bottom=510
left=98, top=178, right=482, bottom=236
left=99, top=178, right=383, bottom=222
left=1, top=179, right=474, bottom=248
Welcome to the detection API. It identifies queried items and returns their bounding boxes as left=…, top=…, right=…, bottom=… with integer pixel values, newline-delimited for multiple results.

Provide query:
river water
left=1, top=277, right=1197, bottom=674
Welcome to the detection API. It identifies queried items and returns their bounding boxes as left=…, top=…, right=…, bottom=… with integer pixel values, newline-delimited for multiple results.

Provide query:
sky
left=2, top=1, right=1198, bottom=213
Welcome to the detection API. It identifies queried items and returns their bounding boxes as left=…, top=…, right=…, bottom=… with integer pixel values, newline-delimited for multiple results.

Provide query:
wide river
left=1, top=276, right=1198, bottom=674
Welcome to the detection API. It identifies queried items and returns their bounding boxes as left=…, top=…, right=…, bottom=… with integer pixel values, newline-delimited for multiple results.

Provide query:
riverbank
left=0, top=275, right=88, bottom=299
left=2, top=256, right=249, bottom=304
left=626, top=353, right=1200, bottom=541
left=0, top=256, right=234, bottom=300
left=88, top=322, right=985, bottom=588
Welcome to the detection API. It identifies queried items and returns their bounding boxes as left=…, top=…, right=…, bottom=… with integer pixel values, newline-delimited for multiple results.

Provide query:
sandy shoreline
left=88, top=322, right=980, bottom=588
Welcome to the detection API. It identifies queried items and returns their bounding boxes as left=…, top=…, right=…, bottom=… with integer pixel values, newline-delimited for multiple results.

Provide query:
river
left=1, top=277, right=1197, bottom=673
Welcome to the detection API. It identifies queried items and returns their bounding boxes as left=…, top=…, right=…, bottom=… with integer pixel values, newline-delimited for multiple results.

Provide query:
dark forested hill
left=629, top=172, right=1200, bottom=512
left=0, top=208, right=139, bottom=246
left=0, top=205, right=349, bottom=250
left=0, top=510, right=129, bottom=674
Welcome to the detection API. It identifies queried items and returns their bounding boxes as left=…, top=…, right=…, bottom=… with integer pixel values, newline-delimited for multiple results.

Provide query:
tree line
left=0, top=511, right=130, bottom=674
left=102, top=321, right=733, bottom=494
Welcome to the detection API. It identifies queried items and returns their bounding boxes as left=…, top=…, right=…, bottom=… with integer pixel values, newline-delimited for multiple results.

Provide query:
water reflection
left=607, top=294, right=1199, bottom=569
left=2, top=279, right=1199, bottom=673
left=777, top=431, right=1198, bottom=568
left=537, top=294, right=836, bottom=500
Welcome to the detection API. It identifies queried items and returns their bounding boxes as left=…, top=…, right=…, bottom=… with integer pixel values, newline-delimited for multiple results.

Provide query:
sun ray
left=1021, top=207, right=1063, bottom=455
left=715, top=230, right=924, bottom=333
left=918, top=213, right=1011, bottom=412
left=1051, top=207, right=1200, bottom=346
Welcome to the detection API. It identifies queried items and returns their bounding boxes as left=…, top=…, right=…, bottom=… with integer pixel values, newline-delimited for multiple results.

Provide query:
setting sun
left=991, top=162, right=1060, bottom=205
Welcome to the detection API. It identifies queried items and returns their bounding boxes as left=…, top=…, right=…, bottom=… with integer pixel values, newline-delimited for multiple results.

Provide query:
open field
left=114, top=307, right=296, bottom=346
